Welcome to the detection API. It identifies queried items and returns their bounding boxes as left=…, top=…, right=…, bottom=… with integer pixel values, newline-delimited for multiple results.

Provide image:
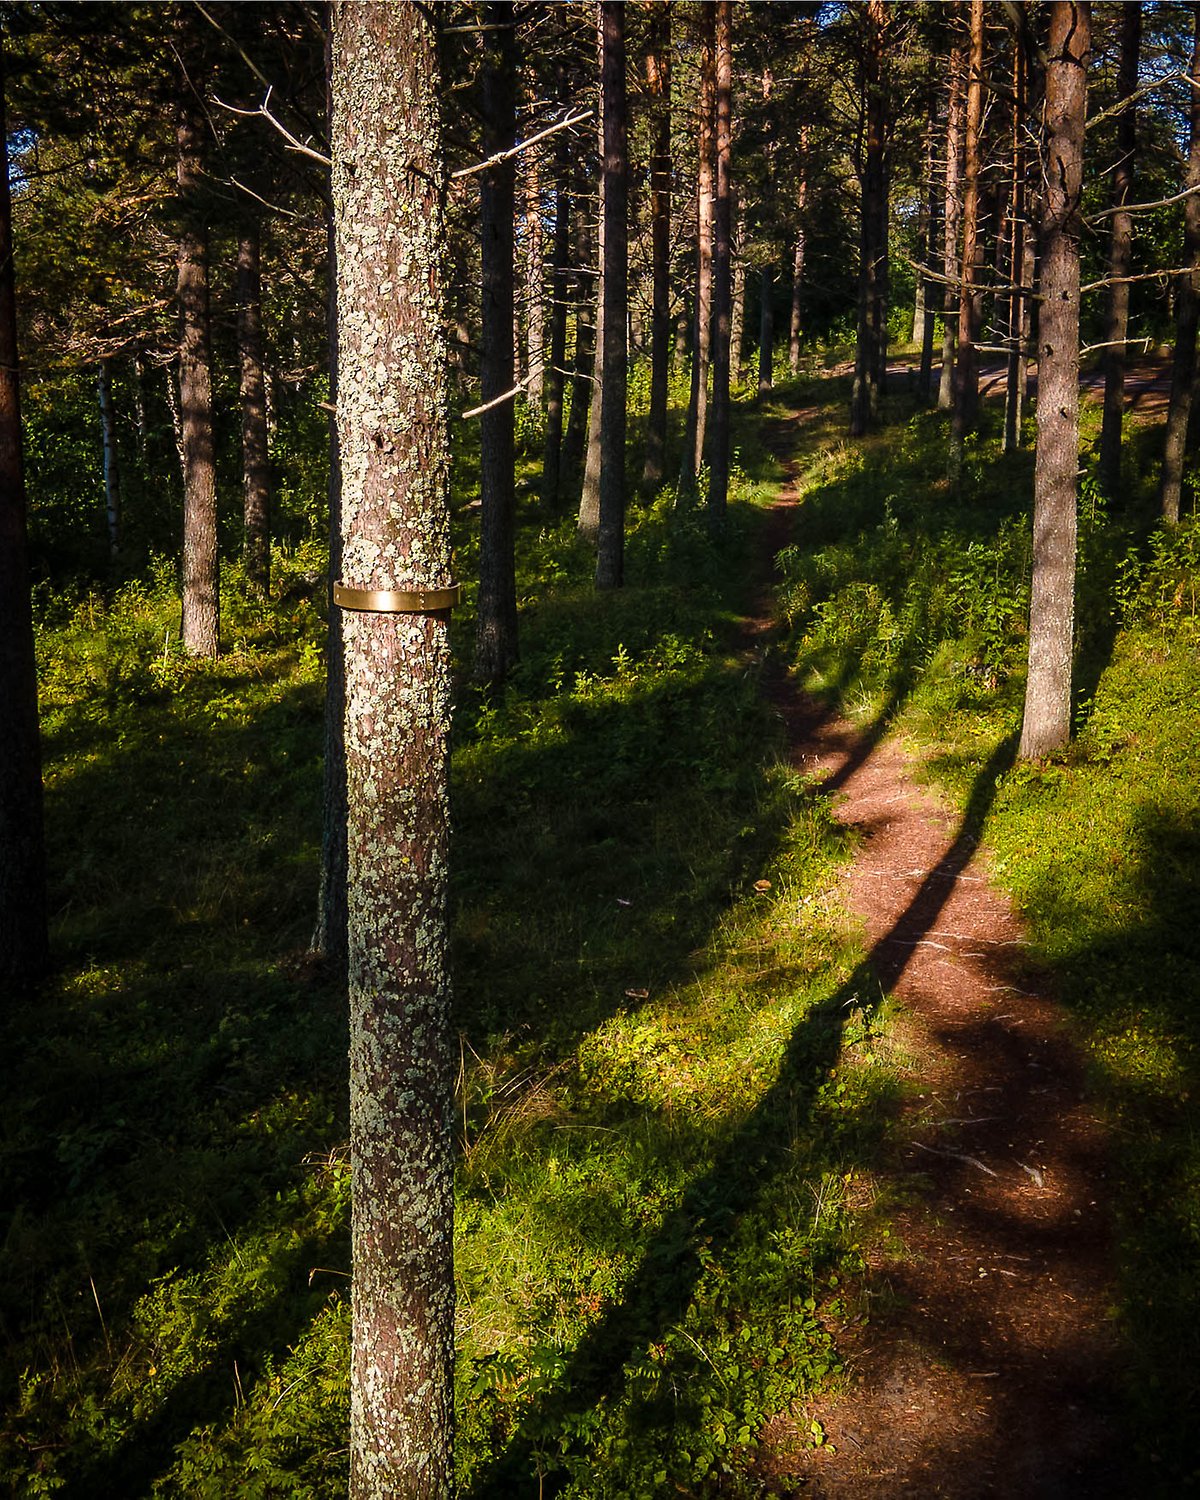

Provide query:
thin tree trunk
left=525, top=151, right=544, bottom=402
left=132, top=347, right=147, bottom=459
left=681, top=3, right=715, bottom=488
left=1003, top=10, right=1030, bottom=453
left=789, top=130, right=810, bottom=376
left=238, top=226, right=271, bottom=593
left=708, top=0, right=733, bottom=532
left=578, top=164, right=604, bottom=540
left=562, top=205, right=594, bottom=485
left=939, top=36, right=965, bottom=410
left=949, top=0, right=985, bottom=481
left=1160, top=6, right=1200, bottom=527
left=98, top=357, right=121, bottom=560
left=0, top=28, right=48, bottom=993
left=331, top=5, right=456, bottom=1492
left=177, top=92, right=219, bottom=658
left=475, top=0, right=519, bottom=681
left=757, top=267, right=774, bottom=396
left=1097, top=5, right=1141, bottom=492
left=917, top=85, right=940, bottom=402
left=596, top=0, right=627, bottom=589
left=731, top=212, right=746, bottom=382
left=541, top=73, right=571, bottom=511
left=850, top=0, right=887, bottom=436
left=1020, top=0, right=1089, bottom=761
left=641, top=1, right=671, bottom=492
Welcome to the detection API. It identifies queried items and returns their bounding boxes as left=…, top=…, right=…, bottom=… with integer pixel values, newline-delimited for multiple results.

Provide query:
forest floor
left=746, top=412, right=1126, bottom=1497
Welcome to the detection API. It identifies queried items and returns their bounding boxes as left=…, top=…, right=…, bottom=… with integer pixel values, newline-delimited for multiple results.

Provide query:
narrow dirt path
left=752, top=414, right=1126, bottom=1498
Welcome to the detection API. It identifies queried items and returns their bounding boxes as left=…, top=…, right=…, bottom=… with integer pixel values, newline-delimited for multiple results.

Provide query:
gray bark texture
left=177, top=94, right=219, bottom=658
left=0, top=29, right=48, bottom=993
left=238, top=227, right=271, bottom=594
left=1020, top=0, right=1089, bottom=762
left=330, top=4, right=456, bottom=1493
left=1097, top=3, right=1141, bottom=493
left=1003, top=11, right=1029, bottom=455
left=1159, top=5, right=1200, bottom=527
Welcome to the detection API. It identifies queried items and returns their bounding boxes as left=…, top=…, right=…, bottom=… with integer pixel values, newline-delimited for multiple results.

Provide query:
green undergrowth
left=774, top=378, right=1200, bottom=1491
left=3, top=402, right=907, bottom=1495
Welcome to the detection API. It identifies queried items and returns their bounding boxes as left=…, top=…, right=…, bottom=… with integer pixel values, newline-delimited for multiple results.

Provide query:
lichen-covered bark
left=238, top=226, right=271, bottom=594
left=0, top=29, right=48, bottom=993
left=330, top=5, right=455, bottom=1494
left=177, top=93, right=219, bottom=658
left=1020, top=1, right=1089, bottom=762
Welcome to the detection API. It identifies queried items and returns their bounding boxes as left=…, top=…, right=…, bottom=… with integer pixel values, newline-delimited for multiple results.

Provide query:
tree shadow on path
left=470, top=725, right=1019, bottom=1498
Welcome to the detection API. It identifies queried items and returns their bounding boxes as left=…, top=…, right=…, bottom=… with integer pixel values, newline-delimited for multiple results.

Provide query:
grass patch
left=3, top=397, right=906, bottom=1496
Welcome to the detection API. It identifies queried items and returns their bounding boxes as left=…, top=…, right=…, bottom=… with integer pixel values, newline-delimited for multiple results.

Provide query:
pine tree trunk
left=0, top=30, right=48, bottom=994
left=1097, top=4, right=1141, bottom=494
left=789, top=133, right=809, bottom=377
left=578, top=158, right=604, bottom=541
left=176, top=93, right=219, bottom=658
left=331, top=5, right=456, bottom=1492
left=939, top=38, right=965, bottom=411
left=475, top=0, right=520, bottom=681
left=681, top=3, right=715, bottom=488
left=525, top=152, right=544, bottom=403
left=949, top=0, right=985, bottom=480
left=731, top=219, right=746, bottom=382
left=757, top=267, right=774, bottom=396
left=1003, top=10, right=1030, bottom=454
left=916, top=84, right=939, bottom=403
left=708, top=0, right=733, bottom=532
left=641, top=1, right=671, bottom=492
left=1160, top=10, right=1200, bottom=526
left=238, top=226, right=271, bottom=594
left=596, top=0, right=627, bottom=589
left=850, top=0, right=887, bottom=436
left=1020, top=1, right=1089, bottom=762
left=132, top=347, right=147, bottom=458
left=98, top=357, right=121, bottom=560
left=541, top=84, right=571, bottom=511
left=562, top=206, right=594, bottom=485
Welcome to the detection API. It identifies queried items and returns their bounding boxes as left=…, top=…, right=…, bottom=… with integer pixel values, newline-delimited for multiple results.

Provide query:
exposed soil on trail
left=747, top=411, right=1126, bottom=1498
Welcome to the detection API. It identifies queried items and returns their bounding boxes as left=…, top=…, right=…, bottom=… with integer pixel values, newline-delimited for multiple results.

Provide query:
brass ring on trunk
left=333, top=582, right=462, bottom=614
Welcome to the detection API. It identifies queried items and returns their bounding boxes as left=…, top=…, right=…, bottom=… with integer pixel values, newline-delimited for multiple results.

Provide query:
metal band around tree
left=333, top=581, right=462, bottom=614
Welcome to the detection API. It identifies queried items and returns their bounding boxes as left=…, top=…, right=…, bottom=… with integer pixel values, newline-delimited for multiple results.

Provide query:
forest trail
left=747, top=410, right=1125, bottom=1497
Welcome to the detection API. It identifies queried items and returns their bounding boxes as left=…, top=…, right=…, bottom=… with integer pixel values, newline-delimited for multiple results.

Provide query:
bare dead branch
left=451, top=108, right=594, bottom=181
